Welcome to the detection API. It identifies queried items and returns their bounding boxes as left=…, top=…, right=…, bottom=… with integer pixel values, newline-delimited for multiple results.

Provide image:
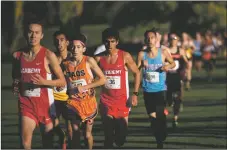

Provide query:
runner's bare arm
left=94, top=56, right=101, bottom=63
left=85, top=57, right=106, bottom=90
left=180, top=48, right=189, bottom=64
left=125, top=52, right=140, bottom=93
left=162, top=48, right=176, bottom=71
left=77, top=57, right=106, bottom=93
left=31, top=50, right=66, bottom=87
left=125, top=52, right=140, bottom=106
left=190, top=41, right=196, bottom=52
left=92, top=56, right=101, bottom=79
left=137, top=51, right=144, bottom=71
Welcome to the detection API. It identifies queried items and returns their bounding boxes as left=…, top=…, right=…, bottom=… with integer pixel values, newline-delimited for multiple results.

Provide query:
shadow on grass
left=182, top=98, right=227, bottom=107
left=191, top=76, right=227, bottom=85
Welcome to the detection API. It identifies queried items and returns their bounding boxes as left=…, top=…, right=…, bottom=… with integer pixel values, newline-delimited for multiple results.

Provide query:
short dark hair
left=144, top=28, right=157, bottom=38
left=102, top=27, right=120, bottom=42
left=53, top=30, right=69, bottom=40
left=24, top=19, right=44, bottom=31
left=23, top=18, right=44, bottom=37
left=70, top=33, right=87, bottom=46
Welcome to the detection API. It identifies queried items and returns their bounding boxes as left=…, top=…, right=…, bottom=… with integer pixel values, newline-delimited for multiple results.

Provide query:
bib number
left=145, top=72, right=159, bottom=83
left=71, top=79, right=89, bottom=99
left=72, top=79, right=87, bottom=87
left=105, top=76, right=121, bottom=89
left=24, top=88, right=41, bottom=97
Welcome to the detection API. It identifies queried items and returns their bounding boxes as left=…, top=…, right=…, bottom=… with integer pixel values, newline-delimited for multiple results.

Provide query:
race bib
left=72, top=79, right=87, bottom=87
left=24, top=88, right=41, bottom=97
left=169, top=60, right=179, bottom=72
left=71, top=79, right=88, bottom=92
left=145, top=72, right=159, bottom=83
left=53, top=85, right=67, bottom=93
left=105, top=76, right=121, bottom=89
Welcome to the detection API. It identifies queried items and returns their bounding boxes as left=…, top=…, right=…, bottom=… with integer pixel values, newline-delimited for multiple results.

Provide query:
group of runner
left=12, top=21, right=139, bottom=149
left=11, top=19, right=225, bottom=150
left=161, top=30, right=226, bottom=86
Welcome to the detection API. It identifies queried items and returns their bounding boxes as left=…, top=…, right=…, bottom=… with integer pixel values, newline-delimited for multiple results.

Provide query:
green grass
left=1, top=58, right=226, bottom=149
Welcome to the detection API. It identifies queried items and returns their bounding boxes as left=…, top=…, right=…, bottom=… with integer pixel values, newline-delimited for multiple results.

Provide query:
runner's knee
left=54, top=118, right=59, bottom=127
left=72, top=124, right=80, bottom=131
left=67, top=124, right=73, bottom=136
left=22, top=133, right=32, bottom=150
left=149, top=112, right=156, bottom=118
left=85, top=131, right=92, bottom=139
left=45, top=122, right=54, bottom=133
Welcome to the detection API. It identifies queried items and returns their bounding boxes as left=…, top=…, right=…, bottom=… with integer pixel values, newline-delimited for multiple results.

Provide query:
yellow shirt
left=53, top=85, right=69, bottom=101
left=53, top=53, right=70, bottom=101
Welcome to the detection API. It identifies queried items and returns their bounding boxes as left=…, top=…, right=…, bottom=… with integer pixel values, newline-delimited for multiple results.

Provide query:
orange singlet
left=63, top=56, right=97, bottom=122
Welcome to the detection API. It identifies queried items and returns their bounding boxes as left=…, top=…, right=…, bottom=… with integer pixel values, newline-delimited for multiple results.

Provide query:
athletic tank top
left=194, top=40, right=202, bottom=56
left=99, top=50, right=129, bottom=106
left=142, top=48, right=167, bottom=92
left=52, top=53, right=70, bottom=101
left=63, top=56, right=95, bottom=101
left=17, top=47, right=55, bottom=115
left=203, top=40, right=215, bottom=52
left=168, top=47, right=184, bottom=74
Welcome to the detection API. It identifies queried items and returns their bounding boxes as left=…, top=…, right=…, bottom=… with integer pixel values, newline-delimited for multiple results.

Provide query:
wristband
left=133, top=92, right=139, bottom=96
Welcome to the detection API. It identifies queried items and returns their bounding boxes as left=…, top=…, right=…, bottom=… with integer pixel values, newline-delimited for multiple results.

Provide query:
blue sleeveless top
left=194, top=40, right=202, bottom=56
left=142, top=49, right=167, bottom=92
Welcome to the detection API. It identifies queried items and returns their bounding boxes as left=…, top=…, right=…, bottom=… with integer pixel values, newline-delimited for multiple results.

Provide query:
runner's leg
left=71, top=121, right=81, bottom=149
left=41, top=121, right=54, bottom=149
left=101, top=115, right=115, bottom=148
left=83, top=119, right=95, bottom=149
left=21, top=116, right=36, bottom=149
left=115, top=116, right=128, bottom=147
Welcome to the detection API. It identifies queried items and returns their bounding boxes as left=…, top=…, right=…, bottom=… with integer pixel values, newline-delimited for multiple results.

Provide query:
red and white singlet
left=99, top=50, right=129, bottom=118
left=16, top=47, right=55, bottom=125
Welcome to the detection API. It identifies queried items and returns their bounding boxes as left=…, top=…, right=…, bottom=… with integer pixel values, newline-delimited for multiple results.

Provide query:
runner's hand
left=77, top=85, right=87, bottom=93
left=143, top=60, right=148, bottom=67
left=31, top=74, right=46, bottom=85
left=131, top=95, right=138, bottom=106
left=161, top=65, right=169, bottom=72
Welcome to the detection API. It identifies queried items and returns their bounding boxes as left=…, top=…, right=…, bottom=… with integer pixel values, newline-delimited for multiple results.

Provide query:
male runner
left=12, top=20, right=66, bottom=149
left=137, top=28, right=175, bottom=149
left=166, top=34, right=188, bottom=128
left=52, top=30, right=72, bottom=149
left=95, top=27, right=140, bottom=148
left=63, top=33, right=106, bottom=149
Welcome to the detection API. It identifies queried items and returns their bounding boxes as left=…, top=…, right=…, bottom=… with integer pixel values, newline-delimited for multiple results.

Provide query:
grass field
left=1, top=56, right=226, bottom=149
